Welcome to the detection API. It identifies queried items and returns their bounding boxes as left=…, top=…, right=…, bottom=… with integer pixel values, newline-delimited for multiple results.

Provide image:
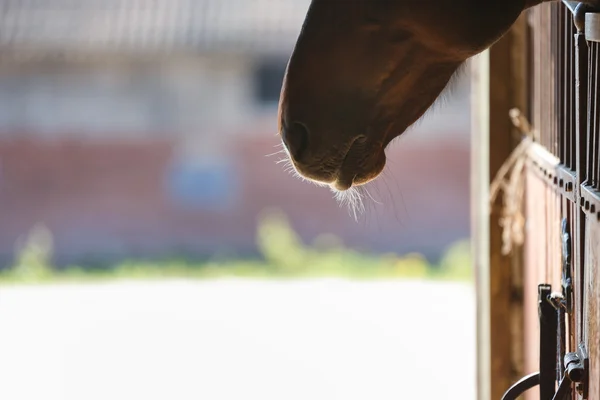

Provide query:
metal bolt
left=565, top=352, right=584, bottom=383
left=574, top=3, right=591, bottom=32
left=568, top=365, right=585, bottom=382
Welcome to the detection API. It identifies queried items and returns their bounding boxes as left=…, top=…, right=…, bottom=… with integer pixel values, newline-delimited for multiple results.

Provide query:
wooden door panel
left=585, top=221, right=600, bottom=399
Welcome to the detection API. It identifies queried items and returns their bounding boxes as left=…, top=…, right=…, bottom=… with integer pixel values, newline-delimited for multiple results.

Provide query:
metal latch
left=501, top=285, right=589, bottom=400
left=552, top=345, right=589, bottom=400
left=501, top=348, right=588, bottom=400
left=561, top=219, right=573, bottom=314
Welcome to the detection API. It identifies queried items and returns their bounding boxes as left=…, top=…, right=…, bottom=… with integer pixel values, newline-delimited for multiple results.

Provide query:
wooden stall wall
left=514, top=2, right=600, bottom=399
left=472, top=15, right=529, bottom=400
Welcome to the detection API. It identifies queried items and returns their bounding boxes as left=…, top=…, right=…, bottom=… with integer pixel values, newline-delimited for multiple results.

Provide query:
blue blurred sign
left=166, top=159, right=239, bottom=211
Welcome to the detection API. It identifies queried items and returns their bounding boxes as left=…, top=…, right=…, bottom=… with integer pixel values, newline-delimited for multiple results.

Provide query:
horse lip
left=332, top=170, right=356, bottom=191
left=285, top=135, right=378, bottom=190
left=331, top=136, right=367, bottom=191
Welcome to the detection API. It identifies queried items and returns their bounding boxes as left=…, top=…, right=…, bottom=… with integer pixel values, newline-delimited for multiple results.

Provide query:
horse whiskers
left=266, top=149, right=287, bottom=158
left=275, top=157, right=292, bottom=165
left=274, top=142, right=378, bottom=222
left=331, top=186, right=365, bottom=222
left=362, top=186, right=383, bottom=205
left=276, top=152, right=331, bottom=188
left=381, top=170, right=407, bottom=226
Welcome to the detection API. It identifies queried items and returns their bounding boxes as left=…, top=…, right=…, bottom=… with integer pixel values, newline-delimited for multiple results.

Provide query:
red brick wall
left=0, top=134, right=470, bottom=266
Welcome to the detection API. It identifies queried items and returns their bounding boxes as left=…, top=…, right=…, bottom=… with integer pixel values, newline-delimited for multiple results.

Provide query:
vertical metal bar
left=563, top=9, right=570, bottom=166
left=557, top=303, right=566, bottom=382
left=571, top=20, right=578, bottom=170
left=587, top=42, right=594, bottom=186
left=549, top=7, right=554, bottom=152
left=574, top=29, right=588, bottom=346
left=588, top=42, right=598, bottom=187
left=539, top=284, right=558, bottom=400
left=569, top=203, right=576, bottom=352
left=552, top=3, right=557, bottom=156
left=534, top=8, right=542, bottom=143
left=570, top=13, right=575, bottom=171
left=592, top=45, right=595, bottom=188
left=593, top=43, right=600, bottom=190
left=543, top=7, right=549, bottom=150
left=559, top=5, right=566, bottom=162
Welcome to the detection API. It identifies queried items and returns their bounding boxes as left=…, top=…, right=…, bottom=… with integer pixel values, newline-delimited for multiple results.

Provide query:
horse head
left=278, top=0, right=547, bottom=192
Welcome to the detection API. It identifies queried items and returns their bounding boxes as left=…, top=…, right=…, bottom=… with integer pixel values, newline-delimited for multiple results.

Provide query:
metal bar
left=501, top=372, right=541, bottom=400
left=551, top=375, right=573, bottom=400
left=559, top=5, right=566, bottom=163
left=581, top=184, right=600, bottom=218
left=592, top=42, right=600, bottom=190
left=557, top=301, right=567, bottom=380
left=585, top=12, right=600, bottom=42
left=548, top=3, right=561, bottom=157
left=587, top=42, right=597, bottom=187
left=571, top=21, right=579, bottom=171
left=574, top=28, right=589, bottom=342
left=561, top=1, right=581, bottom=15
left=527, top=143, right=577, bottom=202
left=539, top=284, right=559, bottom=400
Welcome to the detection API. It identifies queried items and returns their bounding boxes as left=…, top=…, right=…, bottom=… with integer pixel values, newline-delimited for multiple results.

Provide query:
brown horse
left=277, top=0, right=591, bottom=200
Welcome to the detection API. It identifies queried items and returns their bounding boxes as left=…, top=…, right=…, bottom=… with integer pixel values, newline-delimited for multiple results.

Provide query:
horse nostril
left=282, top=122, right=309, bottom=161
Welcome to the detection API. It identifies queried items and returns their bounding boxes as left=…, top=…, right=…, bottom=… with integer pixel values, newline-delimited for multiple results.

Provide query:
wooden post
left=471, top=15, right=529, bottom=400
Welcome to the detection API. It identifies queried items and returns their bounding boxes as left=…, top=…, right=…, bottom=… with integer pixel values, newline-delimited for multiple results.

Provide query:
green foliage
left=256, top=208, right=307, bottom=273
left=436, top=240, right=473, bottom=280
left=9, top=224, right=54, bottom=281
left=0, top=209, right=473, bottom=284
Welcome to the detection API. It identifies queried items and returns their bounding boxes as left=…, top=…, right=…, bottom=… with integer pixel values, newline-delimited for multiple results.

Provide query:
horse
left=277, top=0, right=596, bottom=196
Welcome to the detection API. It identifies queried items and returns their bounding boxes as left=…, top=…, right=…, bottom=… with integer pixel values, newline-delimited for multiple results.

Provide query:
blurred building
left=0, top=0, right=471, bottom=266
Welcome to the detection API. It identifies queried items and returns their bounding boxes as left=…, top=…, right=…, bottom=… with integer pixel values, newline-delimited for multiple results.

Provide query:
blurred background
left=0, top=1, right=475, bottom=399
